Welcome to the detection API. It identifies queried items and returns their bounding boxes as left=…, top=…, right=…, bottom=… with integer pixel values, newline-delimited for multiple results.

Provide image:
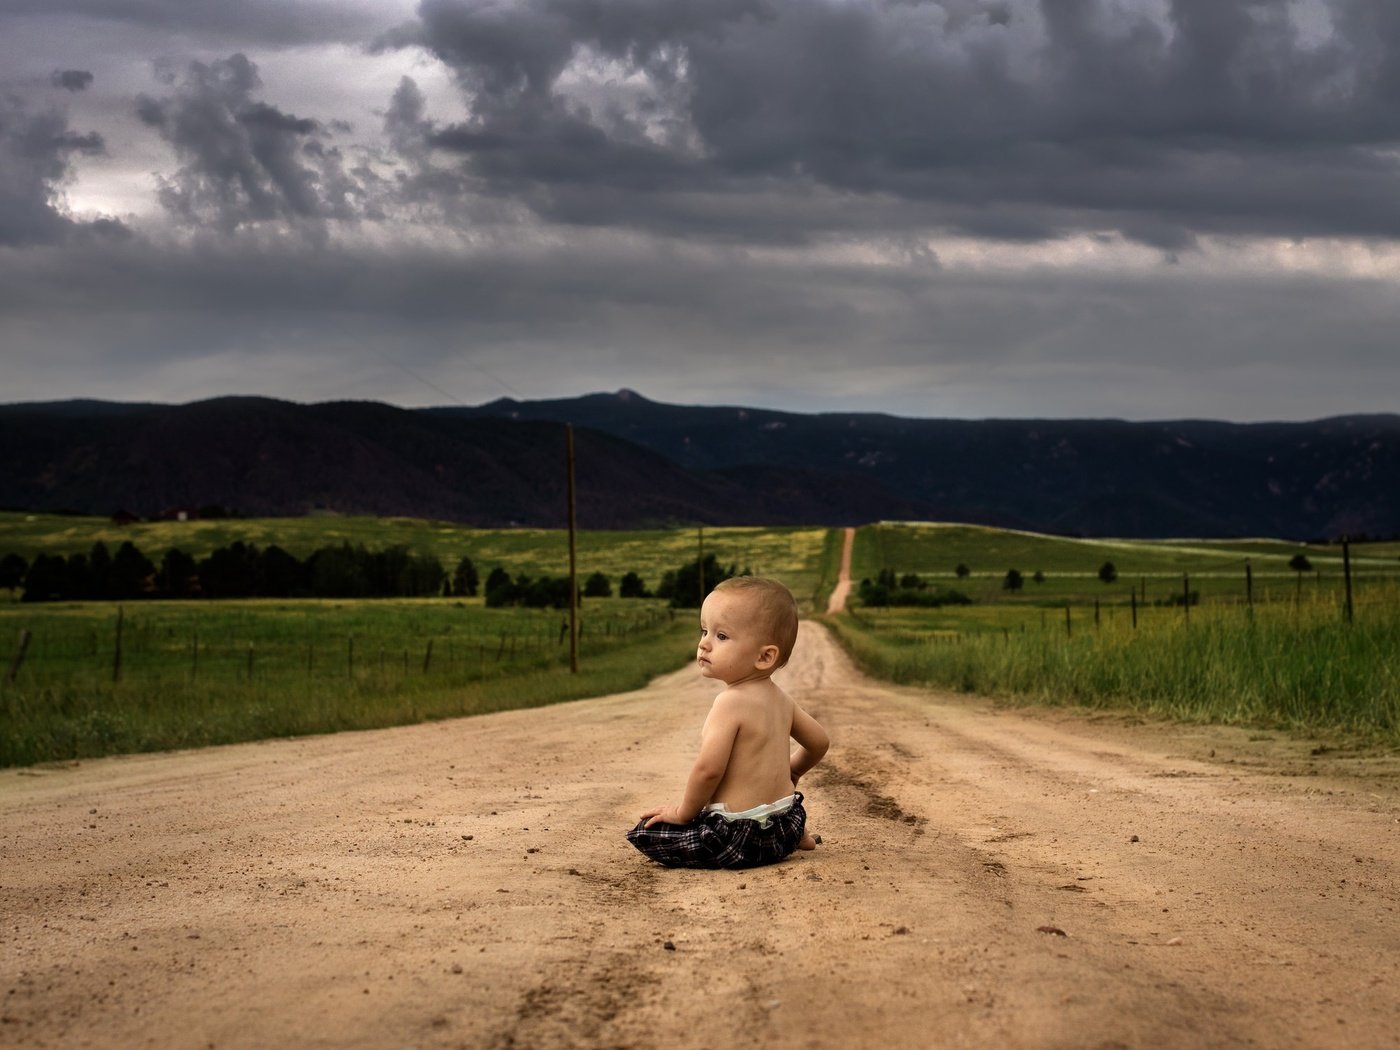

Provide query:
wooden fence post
left=1342, top=538, right=1354, bottom=624
left=6, top=628, right=31, bottom=684
left=1130, top=589, right=1137, bottom=629
left=423, top=639, right=434, bottom=674
left=1064, top=605, right=1072, bottom=638
left=113, top=605, right=124, bottom=683
left=1182, top=574, right=1190, bottom=625
left=1245, top=559, right=1253, bottom=609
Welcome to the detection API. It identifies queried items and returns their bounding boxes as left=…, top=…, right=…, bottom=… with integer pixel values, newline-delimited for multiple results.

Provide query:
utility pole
left=566, top=425, right=579, bottom=673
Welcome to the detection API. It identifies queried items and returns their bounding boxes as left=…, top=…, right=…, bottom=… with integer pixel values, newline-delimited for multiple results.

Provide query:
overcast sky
left=2, top=0, right=1399, bottom=420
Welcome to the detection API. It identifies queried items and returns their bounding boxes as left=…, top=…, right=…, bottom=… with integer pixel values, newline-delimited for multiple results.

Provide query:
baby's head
left=707, top=576, right=799, bottom=670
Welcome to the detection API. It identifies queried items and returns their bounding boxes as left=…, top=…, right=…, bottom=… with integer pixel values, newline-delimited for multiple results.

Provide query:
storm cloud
left=135, top=53, right=370, bottom=232
left=386, top=0, right=1400, bottom=245
left=1, top=0, right=1399, bottom=419
left=0, top=92, right=114, bottom=245
left=51, top=69, right=94, bottom=92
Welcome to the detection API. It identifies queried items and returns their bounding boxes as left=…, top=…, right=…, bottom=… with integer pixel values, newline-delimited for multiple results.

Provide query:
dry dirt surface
left=3, top=623, right=1400, bottom=1050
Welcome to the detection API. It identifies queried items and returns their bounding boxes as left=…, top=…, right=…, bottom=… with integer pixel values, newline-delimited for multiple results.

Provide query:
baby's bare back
left=709, top=680, right=798, bottom=810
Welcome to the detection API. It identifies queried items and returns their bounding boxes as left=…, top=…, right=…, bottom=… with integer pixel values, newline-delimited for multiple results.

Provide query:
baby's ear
left=755, top=644, right=780, bottom=669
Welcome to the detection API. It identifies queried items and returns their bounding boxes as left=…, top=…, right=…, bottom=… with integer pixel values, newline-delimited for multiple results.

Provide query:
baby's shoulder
left=714, top=680, right=791, bottom=718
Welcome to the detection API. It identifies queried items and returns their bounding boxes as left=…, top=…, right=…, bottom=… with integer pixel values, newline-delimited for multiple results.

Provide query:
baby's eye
left=715, top=632, right=728, bottom=641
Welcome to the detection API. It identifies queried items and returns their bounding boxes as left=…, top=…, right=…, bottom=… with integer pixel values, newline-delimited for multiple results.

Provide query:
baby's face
left=696, top=591, right=774, bottom=684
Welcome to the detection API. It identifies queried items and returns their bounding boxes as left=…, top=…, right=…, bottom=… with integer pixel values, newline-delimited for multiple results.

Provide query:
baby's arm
left=788, top=701, right=829, bottom=788
left=639, top=694, right=741, bottom=827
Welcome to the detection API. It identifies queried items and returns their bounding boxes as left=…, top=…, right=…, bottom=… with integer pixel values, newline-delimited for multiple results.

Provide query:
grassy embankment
left=827, top=523, right=1400, bottom=741
left=0, top=516, right=844, bottom=767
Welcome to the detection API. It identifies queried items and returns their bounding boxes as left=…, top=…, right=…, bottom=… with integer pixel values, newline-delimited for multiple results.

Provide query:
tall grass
left=826, top=587, right=1400, bottom=741
left=0, top=598, right=693, bottom=767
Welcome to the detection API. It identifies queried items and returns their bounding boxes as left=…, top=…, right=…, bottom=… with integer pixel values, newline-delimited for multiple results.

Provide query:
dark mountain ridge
left=2, top=393, right=1396, bottom=538
left=439, top=391, right=1400, bottom=539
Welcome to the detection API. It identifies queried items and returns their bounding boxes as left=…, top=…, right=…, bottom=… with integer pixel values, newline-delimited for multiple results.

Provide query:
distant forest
left=3, top=541, right=460, bottom=603
left=0, top=542, right=728, bottom=608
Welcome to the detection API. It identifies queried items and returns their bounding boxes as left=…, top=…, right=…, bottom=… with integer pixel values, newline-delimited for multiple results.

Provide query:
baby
left=627, top=575, right=829, bottom=869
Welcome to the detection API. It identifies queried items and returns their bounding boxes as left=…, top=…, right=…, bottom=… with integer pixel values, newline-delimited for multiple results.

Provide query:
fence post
left=1342, top=538, right=1354, bottom=624
left=1130, top=588, right=1137, bottom=629
left=113, top=605, right=124, bottom=683
left=1245, top=559, right=1253, bottom=608
left=566, top=424, right=580, bottom=674
left=1064, top=605, right=1072, bottom=638
left=6, top=628, right=31, bottom=684
left=1094, top=599, right=1100, bottom=630
left=1182, top=574, right=1190, bottom=625
left=423, top=639, right=434, bottom=674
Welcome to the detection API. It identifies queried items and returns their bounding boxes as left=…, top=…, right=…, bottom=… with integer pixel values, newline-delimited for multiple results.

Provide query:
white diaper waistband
left=703, top=793, right=797, bottom=828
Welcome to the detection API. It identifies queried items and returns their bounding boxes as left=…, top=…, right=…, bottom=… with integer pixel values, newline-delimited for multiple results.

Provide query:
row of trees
left=0, top=543, right=740, bottom=607
left=861, top=562, right=1123, bottom=601
left=481, top=555, right=742, bottom=610
left=858, top=570, right=972, bottom=608
left=5, top=541, right=462, bottom=602
left=964, top=558, right=1325, bottom=592
left=961, top=562, right=1121, bottom=590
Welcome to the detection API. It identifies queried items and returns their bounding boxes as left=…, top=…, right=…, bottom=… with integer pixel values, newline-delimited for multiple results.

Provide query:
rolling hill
left=1, top=392, right=1396, bottom=538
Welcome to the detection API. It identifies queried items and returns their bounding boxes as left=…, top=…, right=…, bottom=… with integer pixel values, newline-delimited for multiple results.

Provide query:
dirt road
left=3, top=619, right=1399, bottom=1049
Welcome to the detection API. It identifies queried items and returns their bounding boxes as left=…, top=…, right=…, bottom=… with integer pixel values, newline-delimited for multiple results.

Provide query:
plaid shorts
left=626, top=793, right=807, bottom=870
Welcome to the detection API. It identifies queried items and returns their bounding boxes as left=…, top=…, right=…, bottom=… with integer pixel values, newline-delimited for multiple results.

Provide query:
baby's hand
left=639, top=805, right=692, bottom=828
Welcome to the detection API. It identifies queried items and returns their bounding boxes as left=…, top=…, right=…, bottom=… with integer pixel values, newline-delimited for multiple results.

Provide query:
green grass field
left=836, top=523, right=1400, bottom=741
left=0, top=513, right=838, bottom=609
left=5, top=513, right=1397, bottom=763
left=851, top=522, right=1400, bottom=606
left=0, top=597, right=695, bottom=767
left=826, top=590, right=1400, bottom=740
left=0, top=516, right=845, bottom=767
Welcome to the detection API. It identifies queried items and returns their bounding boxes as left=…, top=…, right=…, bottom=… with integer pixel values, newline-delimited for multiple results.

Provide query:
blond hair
left=711, top=576, right=799, bottom=668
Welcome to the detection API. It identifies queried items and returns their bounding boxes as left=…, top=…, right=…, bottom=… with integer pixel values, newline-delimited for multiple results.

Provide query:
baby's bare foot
left=798, top=831, right=818, bottom=850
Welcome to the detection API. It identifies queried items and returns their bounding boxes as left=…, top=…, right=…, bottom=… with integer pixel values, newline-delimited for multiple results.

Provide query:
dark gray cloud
left=51, top=69, right=94, bottom=92
left=0, top=92, right=114, bottom=245
left=6, top=0, right=406, bottom=48
left=2, top=227, right=1397, bottom=420
left=135, top=53, right=372, bottom=232
left=378, top=0, right=1400, bottom=247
